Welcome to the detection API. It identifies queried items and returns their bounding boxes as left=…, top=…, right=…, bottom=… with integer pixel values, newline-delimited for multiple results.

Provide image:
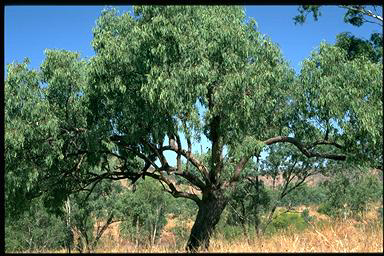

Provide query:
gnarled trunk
left=186, top=189, right=228, bottom=252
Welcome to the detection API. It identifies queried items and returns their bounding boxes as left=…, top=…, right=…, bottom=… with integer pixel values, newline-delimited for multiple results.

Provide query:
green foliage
left=217, top=224, right=244, bottom=241
left=227, top=176, right=271, bottom=227
left=265, top=212, right=309, bottom=235
left=5, top=6, right=383, bottom=251
left=118, top=178, right=171, bottom=246
left=317, top=168, right=383, bottom=219
left=278, top=183, right=327, bottom=207
left=335, top=32, right=382, bottom=63
left=168, top=196, right=198, bottom=220
left=294, top=5, right=382, bottom=28
left=70, top=179, right=123, bottom=252
left=297, top=42, right=382, bottom=168
left=301, top=208, right=316, bottom=223
left=293, top=5, right=321, bottom=25
left=5, top=198, right=67, bottom=252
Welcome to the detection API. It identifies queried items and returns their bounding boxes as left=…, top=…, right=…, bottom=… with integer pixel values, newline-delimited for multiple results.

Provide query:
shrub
left=118, top=178, right=170, bottom=246
left=378, top=207, right=383, bottom=222
left=265, top=211, right=309, bottom=235
left=301, top=208, right=316, bottom=223
left=170, top=220, right=190, bottom=249
left=5, top=199, right=67, bottom=252
left=279, top=183, right=327, bottom=207
left=317, top=170, right=383, bottom=219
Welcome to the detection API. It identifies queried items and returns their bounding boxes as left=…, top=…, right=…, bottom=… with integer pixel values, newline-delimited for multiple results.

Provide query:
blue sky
left=4, top=5, right=382, bottom=165
left=5, top=5, right=381, bottom=74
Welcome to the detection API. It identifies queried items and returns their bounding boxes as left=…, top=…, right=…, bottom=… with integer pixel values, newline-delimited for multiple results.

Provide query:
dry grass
left=21, top=205, right=384, bottom=253
left=89, top=219, right=382, bottom=253
left=208, top=220, right=382, bottom=253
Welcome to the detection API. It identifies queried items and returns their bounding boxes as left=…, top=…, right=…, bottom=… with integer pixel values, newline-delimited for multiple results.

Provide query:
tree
left=5, top=6, right=382, bottom=252
left=294, top=5, right=383, bottom=27
left=5, top=198, right=67, bottom=252
left=318, top=167, right=383, bottom=219
left=118, top=177, right=171, bottom=248
left=226, top=159, right=271, bottom=239
left=334, top=32, right=382, bottom=63
left=70, top=180, right=123, bottom=253
left=258, top=143, right=330, bottom=234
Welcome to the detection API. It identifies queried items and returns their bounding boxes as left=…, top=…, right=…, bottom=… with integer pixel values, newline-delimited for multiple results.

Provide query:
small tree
left=70, top=179, right=123, bottom=253
left=318, top=167, right=383, bottom=219
left=257, top=143, right=331, bottom=233
left=226, top=158, right=270, bottom=239
left=118, top=177, right=171, bottom=247
left=5, top=199, right=67, bottom=252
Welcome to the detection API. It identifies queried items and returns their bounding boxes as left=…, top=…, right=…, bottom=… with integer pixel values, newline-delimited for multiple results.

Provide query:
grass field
left=92, top=205, right=384, bottom=253
left=92, top=219, right=382, bottom=253
left=19, top=204, right=384, bottom=253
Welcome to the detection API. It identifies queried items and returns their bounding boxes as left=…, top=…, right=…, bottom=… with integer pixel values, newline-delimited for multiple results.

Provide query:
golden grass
left=207, top=220, right=383, bottom=253
left=16, top=205, right=384, bottom=253
left=90, top=219, right=382, bottom=253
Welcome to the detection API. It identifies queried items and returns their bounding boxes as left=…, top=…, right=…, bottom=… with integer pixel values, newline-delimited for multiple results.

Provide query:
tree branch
left=144, top=172, right=202, bottom=205
left=263, top=136, right=346, bottom=160
left=339, top=5, right=383, bottom=24
left=161, top=145, right=210, bottom=184
left=226, top=135, right=345, bottom=188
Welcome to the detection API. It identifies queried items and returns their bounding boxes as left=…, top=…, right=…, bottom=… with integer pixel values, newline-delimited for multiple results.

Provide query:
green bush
left=317, top=170, right=383, bottom=219
left=5, top=199, right=67, bottom=252
left=219, top=225, right=244, bottom=241
left=265, top=211, right=309, bottom=235
left=301, top=208, right=316, bottom=223
left=279, top=183, right=327, bottom=207
left=118, top=178, right=171, bottom=246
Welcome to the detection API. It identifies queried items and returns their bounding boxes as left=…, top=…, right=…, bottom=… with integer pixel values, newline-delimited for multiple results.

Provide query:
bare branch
left=159, top=163, right=206, bottom=190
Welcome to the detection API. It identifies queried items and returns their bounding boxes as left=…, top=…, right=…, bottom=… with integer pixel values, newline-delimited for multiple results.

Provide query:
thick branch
left=144, top=172, right=201, bottom=205
left=229, top=157, right=250, bottom=184
left=166, top=166, right=206, bottom=189
left=210, top=115, right=223, bottom=186
left=161, top=145, right=210, bottom=184
left=309, top=140, right=344, bottom=150
left=109, top=136, right=160, bottom=169
left=263, top=136, right=346, bottom=160
left=227, top=136, right=346, bottom=188
left=109, top=135, right=206, bottom=188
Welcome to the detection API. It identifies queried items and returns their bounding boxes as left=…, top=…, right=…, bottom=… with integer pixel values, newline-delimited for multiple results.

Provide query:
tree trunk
left=186, top=189, right=228, bottom=252
left=255, top=175, right=260, bottom=237
left=135, top=218, right=139, bottom=248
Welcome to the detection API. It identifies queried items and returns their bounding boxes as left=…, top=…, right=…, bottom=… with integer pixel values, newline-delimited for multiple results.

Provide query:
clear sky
left=4, top=5, right=382, bottom=164
left=5, top=5, right=381, bottom=74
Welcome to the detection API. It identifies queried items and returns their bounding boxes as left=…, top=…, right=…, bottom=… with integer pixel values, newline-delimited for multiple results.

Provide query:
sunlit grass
left=14, top=205, right=383, bottom=253
left=92, top=218, right=382, bottom=253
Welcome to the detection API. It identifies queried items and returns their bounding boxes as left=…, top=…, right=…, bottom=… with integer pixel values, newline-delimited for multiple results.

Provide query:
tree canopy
left=294, top=5, right=383, bottom=28
left=5, top=6, right=383, bottom=251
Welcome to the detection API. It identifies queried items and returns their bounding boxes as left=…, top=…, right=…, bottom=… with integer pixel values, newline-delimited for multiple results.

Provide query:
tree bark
left=186, top=189, right=228, bottom=252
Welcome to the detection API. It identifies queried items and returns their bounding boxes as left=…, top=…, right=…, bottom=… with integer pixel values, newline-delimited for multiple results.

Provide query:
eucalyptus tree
left=294, top=5, right=383, bottom=27
left=5, top=6, right=382, bottom=252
